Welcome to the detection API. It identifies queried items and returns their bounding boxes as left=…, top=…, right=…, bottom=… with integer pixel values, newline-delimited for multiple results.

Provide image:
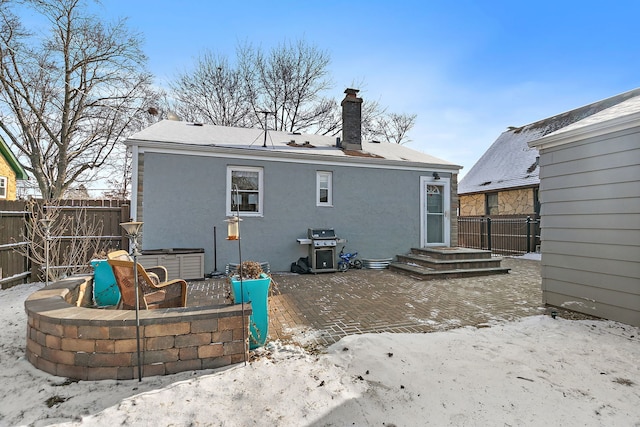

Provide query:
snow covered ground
left=1, top=282, right=639, bottom=426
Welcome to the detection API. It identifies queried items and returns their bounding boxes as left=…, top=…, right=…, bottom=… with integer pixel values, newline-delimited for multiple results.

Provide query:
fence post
left=120, top=203, right=131, bottom=251
left=528, top=216, right=532, bottom=253
left=486, top=217, right=492, bottom=252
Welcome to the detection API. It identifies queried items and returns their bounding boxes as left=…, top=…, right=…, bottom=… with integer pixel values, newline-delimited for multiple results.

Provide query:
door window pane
left=427, top=215, right=444, bottom=243
left=426, top=184, right=444, bottom=244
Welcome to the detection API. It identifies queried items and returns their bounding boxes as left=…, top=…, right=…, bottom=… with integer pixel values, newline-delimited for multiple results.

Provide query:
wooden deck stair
left=389, top=247, right=510, bottom=280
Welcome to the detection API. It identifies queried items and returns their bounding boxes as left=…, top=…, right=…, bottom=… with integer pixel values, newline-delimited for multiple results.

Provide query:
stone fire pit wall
left=24, top=276, right=251, bottom=381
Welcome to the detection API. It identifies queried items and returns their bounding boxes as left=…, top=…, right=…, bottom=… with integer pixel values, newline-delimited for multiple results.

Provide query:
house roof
left=529, top=94, right=640, bottom=150
left=458, top=88, right=640, bottom=195
left=125, top=120, right=461, bottom=170
left=0, top=136, right=28, bottom=180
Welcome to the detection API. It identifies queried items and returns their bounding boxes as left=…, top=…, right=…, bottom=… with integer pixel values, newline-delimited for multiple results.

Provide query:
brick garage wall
left=25, top=277, right=251, bottom=380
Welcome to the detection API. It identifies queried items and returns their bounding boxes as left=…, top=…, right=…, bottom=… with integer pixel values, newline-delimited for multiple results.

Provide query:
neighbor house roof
left=529, top=94, right=640, bottom=150
left=126, top=120, right=461, bottom=171
left=458, top=88, right=640, bottom=195
left=0, top=136, right=28, bottom=180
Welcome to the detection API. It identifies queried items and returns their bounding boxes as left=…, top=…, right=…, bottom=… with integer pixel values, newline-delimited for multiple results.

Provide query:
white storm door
left=420, top=176, right=450, bottom=247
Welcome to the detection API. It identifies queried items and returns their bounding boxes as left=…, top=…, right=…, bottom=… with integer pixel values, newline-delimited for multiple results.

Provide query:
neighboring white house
left=125, top=89, right=462, bottom=273
left=528, top=90, right=640, bottom=327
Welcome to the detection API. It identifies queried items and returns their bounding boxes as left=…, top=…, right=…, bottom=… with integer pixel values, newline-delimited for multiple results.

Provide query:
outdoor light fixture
left=120, top=220, right=144, bottom=381
left=39, top=217, right=53, bottom=287
left=432, top=172, right=440, bottom=180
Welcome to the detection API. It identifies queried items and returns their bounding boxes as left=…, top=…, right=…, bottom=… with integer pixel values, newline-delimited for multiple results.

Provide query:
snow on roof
left=126, top=120, right=460, bottom=168
left=459, top=87, right=640, bottom=195
left=538, top=94, right=640, bottom=140
left=457, top=127, right=542, bottom=195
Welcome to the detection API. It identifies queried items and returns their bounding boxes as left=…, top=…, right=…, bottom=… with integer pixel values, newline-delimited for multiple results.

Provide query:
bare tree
left=369, top=112, right=417, bottom=144
left=170, top=53, right=255, bottom=127
left=169, top=38, right=417, bottom=142
left=241, top=40, right=334, bottom=133
left=101, top=145, right=131, bottom=199
left=0, top=0, right=156, bottom=200
left=17, top=199, right=105, bottom=282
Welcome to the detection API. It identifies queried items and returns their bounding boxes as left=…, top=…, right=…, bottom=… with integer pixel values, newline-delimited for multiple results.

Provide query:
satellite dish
left=167, top=112, right=181, bottom=121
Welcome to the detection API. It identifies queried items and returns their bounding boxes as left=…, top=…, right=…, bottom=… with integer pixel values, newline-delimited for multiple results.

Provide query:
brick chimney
left=341, top=88, right=363, bottom=151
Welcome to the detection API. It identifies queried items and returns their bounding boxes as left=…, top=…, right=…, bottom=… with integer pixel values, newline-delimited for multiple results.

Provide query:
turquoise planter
left=90, top=259, right=120, bottom=306
left=231, top=274, right=271, bottom=349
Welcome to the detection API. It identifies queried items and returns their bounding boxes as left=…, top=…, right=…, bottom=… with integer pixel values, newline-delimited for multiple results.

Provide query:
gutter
left=528, top=110, right=640, bottom=150
left=125, top=138, right=462, bottom=173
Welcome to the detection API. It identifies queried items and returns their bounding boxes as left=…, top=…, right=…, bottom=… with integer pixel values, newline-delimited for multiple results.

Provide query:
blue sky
left=83, top=1, right=640, bottom=176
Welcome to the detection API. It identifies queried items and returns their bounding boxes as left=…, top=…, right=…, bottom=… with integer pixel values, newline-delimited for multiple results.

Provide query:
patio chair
left=106, top=250, right=167, bottom=284
left=108, top=259, right=188, bottom=309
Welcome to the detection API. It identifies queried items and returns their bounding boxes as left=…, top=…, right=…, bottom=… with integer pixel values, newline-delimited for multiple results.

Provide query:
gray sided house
left=528, top=90, right=640, bottom=327
left=125, top=90, right=461, bottom=273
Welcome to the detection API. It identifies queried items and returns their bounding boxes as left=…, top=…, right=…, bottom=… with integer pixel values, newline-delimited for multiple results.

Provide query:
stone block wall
left=459, top=193, right=484, bottom=216
left=25, top=276, right=251, bottom=380
left=459, top=188, right=536, bottom=216
left=498, top=188, right=534, bottom=215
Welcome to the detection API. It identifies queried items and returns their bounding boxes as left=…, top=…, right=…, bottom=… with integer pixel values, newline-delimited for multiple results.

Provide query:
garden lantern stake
left=120, top=220, right=144, bottom=381
left=39, top=217, right=52, bottom=287
left=225, top=185, right=247, bottom=365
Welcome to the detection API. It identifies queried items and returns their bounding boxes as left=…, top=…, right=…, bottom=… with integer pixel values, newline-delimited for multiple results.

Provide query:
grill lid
left=308, top=228, right=336, bottom=239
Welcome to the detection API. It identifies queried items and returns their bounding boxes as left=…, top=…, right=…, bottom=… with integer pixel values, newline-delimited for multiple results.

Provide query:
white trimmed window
left=316, top=171, right=332, bottom=206
left=227, top=166, right=263, bottom=216
left=0, top=176, right=6, bottom=199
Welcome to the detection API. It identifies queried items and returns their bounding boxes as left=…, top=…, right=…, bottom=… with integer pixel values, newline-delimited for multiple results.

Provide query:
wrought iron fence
left=457, top=215, right=540, bottom=255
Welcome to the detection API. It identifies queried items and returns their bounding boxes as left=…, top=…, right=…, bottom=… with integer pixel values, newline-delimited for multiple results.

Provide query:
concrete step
left=396, top=253, right=503, bottom=270
left=411, top=247, right=493, bottom=261
left=388, top=262, right=511, bottom=280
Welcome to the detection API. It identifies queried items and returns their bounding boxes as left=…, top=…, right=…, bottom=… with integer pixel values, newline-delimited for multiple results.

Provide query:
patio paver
left=187, top=257, right=586, bottom=350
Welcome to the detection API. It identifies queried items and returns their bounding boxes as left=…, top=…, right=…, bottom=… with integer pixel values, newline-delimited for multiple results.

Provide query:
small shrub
left=236, top=261, right=264, bottom=279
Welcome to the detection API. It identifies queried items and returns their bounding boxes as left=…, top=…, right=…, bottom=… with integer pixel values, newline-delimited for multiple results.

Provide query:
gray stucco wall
left=538, top=127, right=640, bottom=326
left=139, top=151, right=451, bottom=273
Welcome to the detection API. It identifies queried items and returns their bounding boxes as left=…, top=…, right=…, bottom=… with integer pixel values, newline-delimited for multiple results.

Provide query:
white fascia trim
left=528, top=111, right=640, bottom=150
left=130, top=145, right=139, bottom=220
left=129, top=141, right=462, bottom=173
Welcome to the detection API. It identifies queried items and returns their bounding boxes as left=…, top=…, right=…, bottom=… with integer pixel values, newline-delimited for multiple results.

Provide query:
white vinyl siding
left=537, top=130, right=640, bottom=326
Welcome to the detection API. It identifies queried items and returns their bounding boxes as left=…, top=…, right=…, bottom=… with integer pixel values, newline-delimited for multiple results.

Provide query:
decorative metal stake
left=121, top=221, right=144, bottom=381
left=226, top=185, right=247, bottom=365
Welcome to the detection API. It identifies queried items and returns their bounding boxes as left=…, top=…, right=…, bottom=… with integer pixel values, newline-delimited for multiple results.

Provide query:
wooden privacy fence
left=0, top=202, right=30, bottom=287
left=0, top=199, right=130, bottom=289
left=457, top=215, right=540, bottom=255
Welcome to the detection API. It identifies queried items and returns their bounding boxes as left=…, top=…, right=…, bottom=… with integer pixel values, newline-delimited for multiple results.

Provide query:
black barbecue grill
left=307, top=228, right=337, bottom=273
